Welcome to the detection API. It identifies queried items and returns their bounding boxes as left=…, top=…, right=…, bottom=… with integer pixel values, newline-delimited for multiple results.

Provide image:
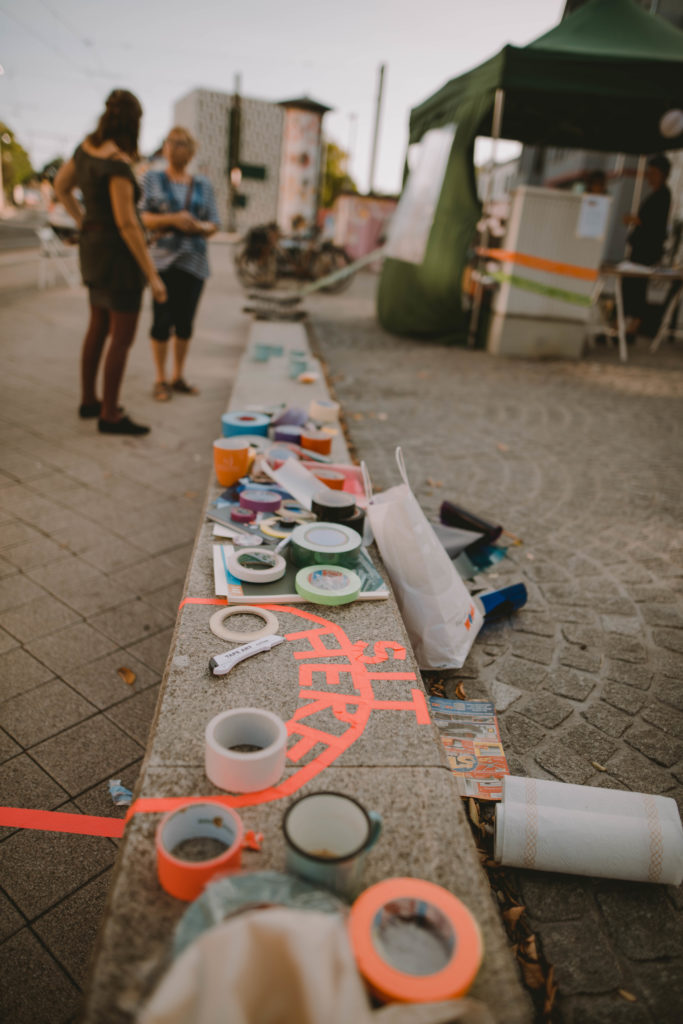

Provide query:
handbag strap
left=159, top=172, right=194, bottom=213
left=361, top=460, right=374, bottom=503
left=395, top=446, right=409, bottom=487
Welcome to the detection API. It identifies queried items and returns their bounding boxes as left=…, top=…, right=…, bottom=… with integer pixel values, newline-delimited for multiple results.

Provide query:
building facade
left=172, top=89, right=328, bottom=234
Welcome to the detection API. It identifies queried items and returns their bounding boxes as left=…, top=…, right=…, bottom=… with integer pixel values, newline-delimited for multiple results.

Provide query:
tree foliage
left=0, top=123, right=35, bottom=196
left=321, top=140, right=357, bottom=209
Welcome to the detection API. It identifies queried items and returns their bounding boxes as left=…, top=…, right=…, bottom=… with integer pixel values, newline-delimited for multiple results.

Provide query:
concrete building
left=172, top=89, right=330, bottom=234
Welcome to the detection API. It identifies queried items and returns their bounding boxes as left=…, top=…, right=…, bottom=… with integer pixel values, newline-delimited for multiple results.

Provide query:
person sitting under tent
left=622, top=154, right=672, bottom=337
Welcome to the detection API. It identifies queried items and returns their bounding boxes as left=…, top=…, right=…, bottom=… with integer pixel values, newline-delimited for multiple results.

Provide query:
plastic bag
left=364, top=448, right=483, bottom=670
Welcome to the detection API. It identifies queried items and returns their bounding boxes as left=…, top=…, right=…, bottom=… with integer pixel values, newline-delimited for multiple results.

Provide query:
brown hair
left=88, top=89, right=143, bottom=156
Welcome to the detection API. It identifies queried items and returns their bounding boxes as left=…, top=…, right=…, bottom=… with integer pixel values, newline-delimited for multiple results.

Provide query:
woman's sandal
left=153, top=381, right=172, bottom=401
left=171, top=378, right=199, bottom=395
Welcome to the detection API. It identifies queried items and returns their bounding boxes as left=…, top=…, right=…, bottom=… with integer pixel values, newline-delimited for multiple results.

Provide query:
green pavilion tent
left=377, top=0, right=683, bottom=341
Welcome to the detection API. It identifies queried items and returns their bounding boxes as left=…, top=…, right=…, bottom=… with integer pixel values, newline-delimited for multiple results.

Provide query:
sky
left=1, top=0, right=566, bottom=194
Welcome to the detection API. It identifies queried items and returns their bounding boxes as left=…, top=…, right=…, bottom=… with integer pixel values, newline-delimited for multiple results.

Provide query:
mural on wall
left=277, top=107, right=324, bottom=233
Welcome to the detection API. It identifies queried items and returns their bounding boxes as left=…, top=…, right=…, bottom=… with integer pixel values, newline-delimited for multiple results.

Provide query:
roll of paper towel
left=494, top=775, right=683, bottom=885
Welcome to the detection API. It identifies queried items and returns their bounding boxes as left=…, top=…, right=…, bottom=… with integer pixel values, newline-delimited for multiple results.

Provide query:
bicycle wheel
left=313, top=246, right=355, bottom=293
left=235, top=248, right=277, bottom=289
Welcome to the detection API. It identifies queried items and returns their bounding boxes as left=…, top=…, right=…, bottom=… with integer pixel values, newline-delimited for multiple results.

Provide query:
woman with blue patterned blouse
left=140, top=127, right=220, bottom=400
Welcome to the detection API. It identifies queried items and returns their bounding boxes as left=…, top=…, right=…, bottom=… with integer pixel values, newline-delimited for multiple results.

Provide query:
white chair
left=36, top=226, right=80, bottom=289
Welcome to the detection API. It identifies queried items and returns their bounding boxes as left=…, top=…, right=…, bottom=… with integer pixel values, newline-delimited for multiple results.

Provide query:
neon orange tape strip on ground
left=0, top=807, right=126, bottom=838
left=3, top=601, right=421, bottom=837
left=477, top=248, right=598, bottom=282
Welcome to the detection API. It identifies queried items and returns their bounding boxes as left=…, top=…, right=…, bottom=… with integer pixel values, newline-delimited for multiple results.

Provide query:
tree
left=0, top=123, right=35, bottom=199
left=321, top=140, right=357, bottom=209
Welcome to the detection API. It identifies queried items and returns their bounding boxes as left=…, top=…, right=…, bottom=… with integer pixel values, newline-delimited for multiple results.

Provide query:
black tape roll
left=311, top=488, right=357, bottom=522
left=343, top=506, right=365, bottom=537
left=439, top=501, right=502, bottom=543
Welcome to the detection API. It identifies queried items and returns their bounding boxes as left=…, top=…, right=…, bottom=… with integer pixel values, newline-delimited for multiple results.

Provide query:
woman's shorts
left=150, top=266, right=205, bottom=341
left=89, top=287, right=143, bottom=314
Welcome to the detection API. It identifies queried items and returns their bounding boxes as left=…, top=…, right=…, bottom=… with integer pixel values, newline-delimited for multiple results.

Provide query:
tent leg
left=468, top=88, right=505, bottom=348
left=631, top=155, right=647, bottom=216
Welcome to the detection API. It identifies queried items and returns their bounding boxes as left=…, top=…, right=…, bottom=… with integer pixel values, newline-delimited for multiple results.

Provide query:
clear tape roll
left=209, top=606, right=279, bottom=643
left=227, top=547, right=287, bottom=583
left=205, top=707, right=288, bottom=793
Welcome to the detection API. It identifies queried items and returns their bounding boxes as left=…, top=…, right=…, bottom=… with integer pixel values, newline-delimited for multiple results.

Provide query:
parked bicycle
left=234, top=222, right=354, bottom=293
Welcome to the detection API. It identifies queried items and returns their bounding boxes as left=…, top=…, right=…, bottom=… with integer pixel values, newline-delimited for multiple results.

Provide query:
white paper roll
left=205, top=708, right=287, bottom=793
left=495, top=775, right=683, bottom=885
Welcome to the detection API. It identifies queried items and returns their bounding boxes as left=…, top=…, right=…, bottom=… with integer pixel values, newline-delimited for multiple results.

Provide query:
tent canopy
left=410, top=0, right=683, bottom=155
left=377, top=0, right=683, bottom=342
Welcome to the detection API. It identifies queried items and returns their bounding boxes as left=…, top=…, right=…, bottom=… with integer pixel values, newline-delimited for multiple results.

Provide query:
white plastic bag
left=364, top=448, right=483, bottom=670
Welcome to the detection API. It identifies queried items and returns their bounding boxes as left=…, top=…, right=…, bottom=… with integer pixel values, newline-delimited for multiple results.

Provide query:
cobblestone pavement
left=308, top=274, right=683, bottom=1024
left=0, top=241, right=246, bottom=1023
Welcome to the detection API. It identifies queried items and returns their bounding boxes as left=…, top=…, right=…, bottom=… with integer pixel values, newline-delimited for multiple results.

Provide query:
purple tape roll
left=231, top=507, right=256, bottom=523
left=273, top=425, right=302, bottom=444
left=239, top=489, right=283, bottom=513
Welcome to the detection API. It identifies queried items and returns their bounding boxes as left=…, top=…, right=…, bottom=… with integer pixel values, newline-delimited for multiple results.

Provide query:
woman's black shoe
left=98, top=415, right=150, bottom=436
left=79, top=401, right=102, bottom=418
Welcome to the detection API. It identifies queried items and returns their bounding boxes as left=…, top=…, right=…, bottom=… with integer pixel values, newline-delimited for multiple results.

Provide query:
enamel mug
left=282, top=791, right=382, bottom=899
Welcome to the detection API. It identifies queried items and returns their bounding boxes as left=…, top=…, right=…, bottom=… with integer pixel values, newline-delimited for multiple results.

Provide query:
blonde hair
left=166, top=126, right=196, bottom=156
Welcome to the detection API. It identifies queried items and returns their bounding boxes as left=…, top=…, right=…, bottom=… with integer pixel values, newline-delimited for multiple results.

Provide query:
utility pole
left=227, top=72, right=242, bottom=233
left=368, top=64, right=385, bottom=195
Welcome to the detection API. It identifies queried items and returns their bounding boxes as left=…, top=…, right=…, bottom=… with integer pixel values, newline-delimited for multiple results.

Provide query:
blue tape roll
left=221, top=412, right=270, bottom=438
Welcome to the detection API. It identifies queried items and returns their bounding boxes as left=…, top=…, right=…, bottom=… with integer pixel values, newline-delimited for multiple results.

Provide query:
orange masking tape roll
left=348, top=877, right=483, bottom=1003
left=300, top=430, right=333, bottom=455
left=156, top=800, right=245, bottom=901
left=311, top=467, right=346, bottom=490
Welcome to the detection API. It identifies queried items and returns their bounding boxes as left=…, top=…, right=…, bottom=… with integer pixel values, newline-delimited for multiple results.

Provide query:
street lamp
left=0, top=132, right=12, bottom=215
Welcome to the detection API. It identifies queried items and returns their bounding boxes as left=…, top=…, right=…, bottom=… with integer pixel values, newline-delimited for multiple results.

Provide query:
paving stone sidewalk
left=0, top=240, right=246, bottom=1023
left=307, top=275, right=683, bottom=1024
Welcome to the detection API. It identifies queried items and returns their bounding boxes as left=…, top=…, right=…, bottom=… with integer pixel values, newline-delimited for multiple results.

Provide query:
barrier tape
left=490, top=271, right=592, bottom=308
left=478, top=247, right=598, bottom=282
left=248, top=246, right=386, bottom=304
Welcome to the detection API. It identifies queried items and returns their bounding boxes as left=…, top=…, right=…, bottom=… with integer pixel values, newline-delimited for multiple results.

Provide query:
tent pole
left=468, top=88, right=505, bottom=348
left=631, top=155, right=647, bottom=216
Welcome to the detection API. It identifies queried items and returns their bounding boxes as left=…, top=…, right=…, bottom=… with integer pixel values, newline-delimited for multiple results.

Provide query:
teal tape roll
left=221, top=412, right=270, bottom=438
left=295, top=565, right=361, bottom=605
left=289, top=521, right=361, bottom=569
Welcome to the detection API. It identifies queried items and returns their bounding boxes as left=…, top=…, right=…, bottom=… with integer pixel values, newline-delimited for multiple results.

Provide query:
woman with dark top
left=139, top=126, right=219, bottom=401
left=622, top=154, right=672, bottom=336
left=54, top=89, right=167, bottom=435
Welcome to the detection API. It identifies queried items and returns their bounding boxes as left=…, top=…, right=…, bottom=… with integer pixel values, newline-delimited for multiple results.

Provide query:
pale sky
left=1, top=0, right=566, bottom=193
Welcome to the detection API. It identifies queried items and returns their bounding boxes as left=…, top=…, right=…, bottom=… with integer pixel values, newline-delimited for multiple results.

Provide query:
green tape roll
left=295, top=565, right=361, bottom=605
left=289, top=521, right=361, bottom=569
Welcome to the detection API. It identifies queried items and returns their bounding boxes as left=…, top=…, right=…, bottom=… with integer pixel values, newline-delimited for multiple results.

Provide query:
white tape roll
left=227, top=547, right=287, bottom=583
left=209, top=606, right=279, bottom=643
left=205, top=707, right=288, bottom=793
left=309, top=398, right=340, bottom=424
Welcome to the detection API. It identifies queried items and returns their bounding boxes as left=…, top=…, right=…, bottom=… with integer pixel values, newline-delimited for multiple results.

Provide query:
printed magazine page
left=428, top=697, right=509, bottom=800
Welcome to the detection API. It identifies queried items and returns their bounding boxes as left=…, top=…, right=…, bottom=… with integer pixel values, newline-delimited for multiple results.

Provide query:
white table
left=587, top=263, right=683, bottom=363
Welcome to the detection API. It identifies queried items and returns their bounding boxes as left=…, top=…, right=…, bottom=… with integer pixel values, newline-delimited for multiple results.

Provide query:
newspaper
left=428, top=697, right=509, bottom=800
